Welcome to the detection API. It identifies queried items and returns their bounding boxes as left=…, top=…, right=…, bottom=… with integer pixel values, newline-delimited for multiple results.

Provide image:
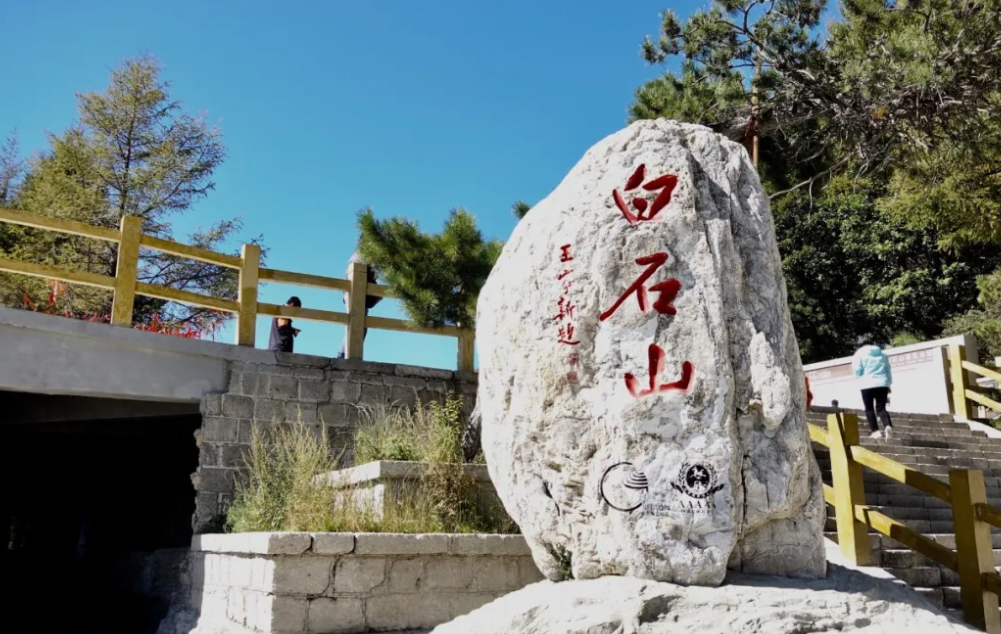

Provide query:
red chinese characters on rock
left=555, top=244, right=581, bottom=354
left=612, top=164, right=679, bottom=225
left=625, top=344, right=694, bottom=398
left=599, top=252, right=681, bottom=322
left=606, top=165, right=695, bottom=399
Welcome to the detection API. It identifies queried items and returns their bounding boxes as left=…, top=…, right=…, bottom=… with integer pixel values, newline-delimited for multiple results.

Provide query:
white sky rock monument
left=476, top=119, right=826, bottom=585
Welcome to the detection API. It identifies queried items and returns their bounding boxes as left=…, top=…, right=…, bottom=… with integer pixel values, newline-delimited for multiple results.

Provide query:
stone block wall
left=320, top=460, right=503, bottom=523
left=187, top=532, right=542, bottom=633
left=193, top=354, right=478, bottom=531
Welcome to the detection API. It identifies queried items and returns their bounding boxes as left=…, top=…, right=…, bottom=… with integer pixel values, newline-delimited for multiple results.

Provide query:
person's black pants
left=861, top=387, right=893, bottom=432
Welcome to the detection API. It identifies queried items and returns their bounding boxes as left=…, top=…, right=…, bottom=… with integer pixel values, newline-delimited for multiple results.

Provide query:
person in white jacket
left=852, top=341, right=894, bottom=440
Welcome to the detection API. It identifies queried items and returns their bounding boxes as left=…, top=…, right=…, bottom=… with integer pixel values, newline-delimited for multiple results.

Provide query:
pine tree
left=356, top=207, right=502, bottom=329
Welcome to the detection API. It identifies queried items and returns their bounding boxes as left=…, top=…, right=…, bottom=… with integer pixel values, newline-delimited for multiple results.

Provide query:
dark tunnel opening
left=0, top=391, right=200, bottom=634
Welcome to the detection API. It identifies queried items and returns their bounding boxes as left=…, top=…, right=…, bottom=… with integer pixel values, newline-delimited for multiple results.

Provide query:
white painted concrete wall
left=0, top=307, right=278, bottom=402
left=804, top=334, right=979, bottom=416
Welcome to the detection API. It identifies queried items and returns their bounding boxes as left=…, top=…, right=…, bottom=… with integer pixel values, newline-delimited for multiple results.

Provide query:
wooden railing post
left=457, top=330, right=475, bottom=372
left=111, top=215, right=142, bottom=327
left=950, top=343, right=975, bottom=420
left=951, top=469, right=1001, bottom=633
left=236, top=244, right=261, bottom=347
left=828, top=411, right=873, bottom=566
left=345, top=262, right=368, bottom=360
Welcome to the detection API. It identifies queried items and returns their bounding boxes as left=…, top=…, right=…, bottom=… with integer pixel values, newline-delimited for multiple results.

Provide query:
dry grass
left=225, top=396, right=517, bottom=534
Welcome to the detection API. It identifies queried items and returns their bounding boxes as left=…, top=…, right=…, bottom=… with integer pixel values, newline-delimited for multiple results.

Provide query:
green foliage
left=630, top=63, right=746, bottom=130
left=890, top=332, right=922, bottom=348
left=512, top=200, right=531, bottom=220
left=227, top=398, right=517, bottom=535
left=881, top=127, right=1001, bottom=249
left=0, top=56, right=261, bottom=328
left=946, top=269, right=1001, bottom=361
left=354, top=397, right=472, bottom=466
left=356, top=207, right=502, bottom=328
left=632, top=3, right=1001, bottom=359
left=774, top=177, right=1000, bottom=361
left=0, top=131, right=25, bottom=207
left=353, top=402, right=432, bottom=464
left=227, top=421, right=338, bottom=533
left=638, top=0, right=1001, bottom=174
left=353, top=396, right=516, bottom=534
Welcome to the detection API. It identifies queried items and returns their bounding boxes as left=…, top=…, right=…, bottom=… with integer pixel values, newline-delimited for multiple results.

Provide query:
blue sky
left=0, top=0, right=698, bottom=370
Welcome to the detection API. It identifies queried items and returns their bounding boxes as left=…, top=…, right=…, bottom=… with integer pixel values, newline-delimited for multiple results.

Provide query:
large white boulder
left=430, top=567, right=976, bottom=634
left=476, top=119, right=825, bottom=585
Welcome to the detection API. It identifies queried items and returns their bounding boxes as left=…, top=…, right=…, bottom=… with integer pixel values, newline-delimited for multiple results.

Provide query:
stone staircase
left=808, top=410, right=1001, bottom=612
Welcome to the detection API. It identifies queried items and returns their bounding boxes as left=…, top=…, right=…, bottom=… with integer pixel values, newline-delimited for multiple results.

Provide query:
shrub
left=353, top=395, right=517, bottom=534
left=226, top=421, right=337, bottom=533
left=353, top=402, right=430, bottom=464
left=224, top=398, right=518, bottom=535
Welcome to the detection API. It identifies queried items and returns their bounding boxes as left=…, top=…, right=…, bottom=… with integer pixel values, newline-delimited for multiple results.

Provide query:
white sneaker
left=869, top=431, right=883, bottom=440
left=883, top=427, right=892, bottom=440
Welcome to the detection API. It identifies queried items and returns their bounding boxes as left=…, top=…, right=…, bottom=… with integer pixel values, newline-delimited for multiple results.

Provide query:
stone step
left=823, top=531, right=1001, bottom=551
left=881, top=548, right=1001, bottom=568
left=825, top=506, right=955, bottom=522
left=915, top=587, right=945, bottom=608
left=807, top=412, right=955, bottom=423
left=885, top=566, right=958, bottom=588
left=862, top=494, right=1001, bottom=509
left=824, top=517, right=957, bottom=533
left=814, top=447, right=1001, bottom=461
left=819, top=474, right=1001, bottom=492
left=815, top=456, right=999, bottom=471
left=807, top=420, right=973, bottom=433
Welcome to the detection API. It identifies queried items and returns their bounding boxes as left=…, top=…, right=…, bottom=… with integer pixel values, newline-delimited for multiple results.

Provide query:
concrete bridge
left=0, top=306, right=477, bottom=617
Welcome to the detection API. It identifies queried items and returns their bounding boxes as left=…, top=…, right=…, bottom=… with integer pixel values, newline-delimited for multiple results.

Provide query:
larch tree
left=0, top=56, right=262, bottom=329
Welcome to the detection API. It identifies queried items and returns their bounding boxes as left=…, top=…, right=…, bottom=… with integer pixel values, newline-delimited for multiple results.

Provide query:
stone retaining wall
left=187, top=532, right=542, bottom=633
left=193, top=354, right=478, bottom=531
left=318, top=461, right=502, bottom=522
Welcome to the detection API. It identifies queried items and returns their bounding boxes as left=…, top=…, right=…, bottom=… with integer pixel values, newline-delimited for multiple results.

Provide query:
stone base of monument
left=429, top=565, right=977, bottom=634
left=315, top=460, right=503, bottom=522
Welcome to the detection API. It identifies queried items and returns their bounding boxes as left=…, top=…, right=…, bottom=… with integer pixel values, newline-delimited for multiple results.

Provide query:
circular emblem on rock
left=599, top=462, right=648, bottom=512
left=673, top=462, right=723, bottom=499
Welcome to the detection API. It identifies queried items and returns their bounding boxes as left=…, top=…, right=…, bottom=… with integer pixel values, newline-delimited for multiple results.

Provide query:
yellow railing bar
left=134, top=282, right=239, bottom=313
left=257, top=301, right=349, bottom=325
left=808, top=422, right=829, bottom=446
left=0, top=257, right=116, bottom=290
left=0, top=207, right=477, bottom=370
left=984, top=572, right=1001, bottom=598
left=849, top=444, right=952, bottom=504
left=140, top=235, right=243, bottom=269
left=975, top=503, right=1001, bottom=531
left=854, top=504, right=959, bottom=571
left=0, top=207, right=120, bottom=242
left=961, top=360, right=1001, bottom=385
left=968, top=390, right=1001, bottom=413
left=260, top=268, right=350, bottom=291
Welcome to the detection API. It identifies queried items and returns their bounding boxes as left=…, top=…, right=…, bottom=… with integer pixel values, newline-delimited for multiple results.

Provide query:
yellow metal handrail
left=810, top=413, right=1001, bottom=632
left=0, top=207, right=475, bottom=370
left=948, top=344, right=1001, bottom=418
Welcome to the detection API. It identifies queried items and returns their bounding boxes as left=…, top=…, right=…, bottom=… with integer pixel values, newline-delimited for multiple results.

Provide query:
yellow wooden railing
left=948, top=343, right=1001, bottom=419
left=0, top=208, right=476, bottom=371
left=813, top=411, right=1001, bottom=632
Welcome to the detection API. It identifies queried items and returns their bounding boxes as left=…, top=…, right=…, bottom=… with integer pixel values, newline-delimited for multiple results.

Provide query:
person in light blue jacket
left=852, top=341, right=894, bottom=440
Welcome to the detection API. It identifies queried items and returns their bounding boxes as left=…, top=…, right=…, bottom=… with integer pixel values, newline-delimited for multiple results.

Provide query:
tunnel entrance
left=0, top=391, right=200, bottom=634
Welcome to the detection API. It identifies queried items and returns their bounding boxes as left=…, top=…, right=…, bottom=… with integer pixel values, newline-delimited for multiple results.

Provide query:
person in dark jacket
left=268, top=296, right=302, bottom=353
left=337, top=252, right=381, bottom=358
